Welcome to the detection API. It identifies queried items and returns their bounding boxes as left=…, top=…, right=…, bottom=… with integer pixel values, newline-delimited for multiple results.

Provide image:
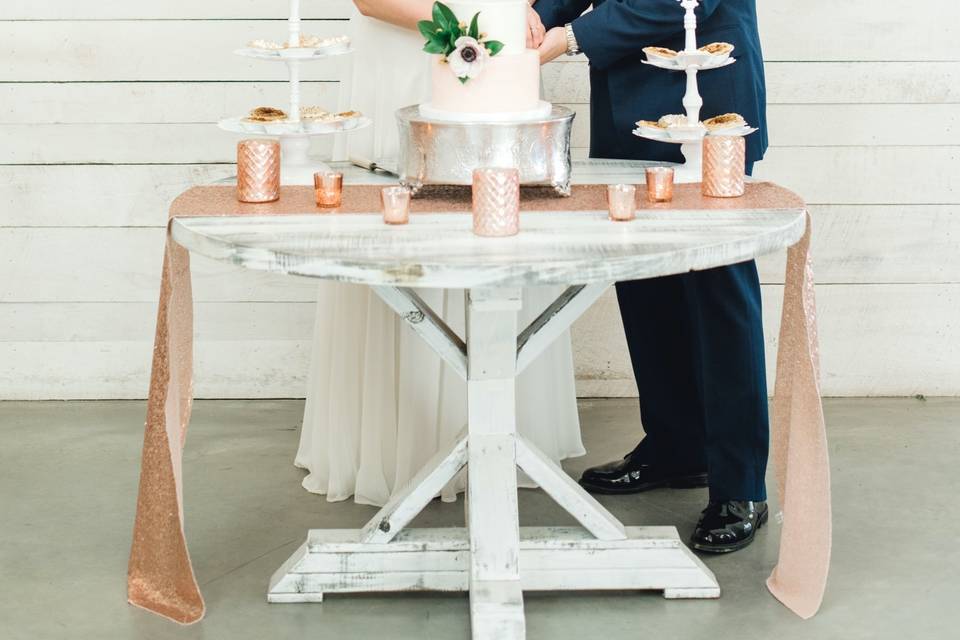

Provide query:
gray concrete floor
left=1, top=398, right=958, bottom=639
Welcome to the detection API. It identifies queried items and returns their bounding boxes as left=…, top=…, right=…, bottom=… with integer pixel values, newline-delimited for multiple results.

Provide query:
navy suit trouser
left=614, top=263, right=769, bottom=502
left=590, top=72, right=769, bottom=502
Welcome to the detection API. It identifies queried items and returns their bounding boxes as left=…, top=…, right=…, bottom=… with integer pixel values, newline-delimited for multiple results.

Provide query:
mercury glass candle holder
left=314, top=171, right=344, bottom=208
left=607, top=184, right=637, bottom=221
left=645, top=167, right=675, bottom=203
left=472, top=168, right=520, bottom=237
left=381, top=186, right=411, bottom=225
left=236, top=139, right=281, bottom=203
left=702, top=135, right=746, bottom=198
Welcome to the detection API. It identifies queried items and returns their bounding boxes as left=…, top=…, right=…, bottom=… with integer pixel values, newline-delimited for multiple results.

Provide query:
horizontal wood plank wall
left=1, top=1, right=957, bottom=399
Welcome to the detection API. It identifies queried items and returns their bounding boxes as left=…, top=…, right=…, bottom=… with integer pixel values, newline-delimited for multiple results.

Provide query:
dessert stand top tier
left=232, top=0, right=353, bottom=61
left=233, top=39, right=352, bottom=61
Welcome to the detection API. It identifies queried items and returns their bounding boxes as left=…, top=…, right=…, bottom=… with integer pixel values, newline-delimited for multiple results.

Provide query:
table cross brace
left=373, top=283, right=612, bottom=377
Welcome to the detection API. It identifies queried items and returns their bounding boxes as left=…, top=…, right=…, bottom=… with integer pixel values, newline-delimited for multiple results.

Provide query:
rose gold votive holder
left=236, top=139, right=280, bottom=203
left=472, top=168, right=520, bottom=237
left=314, top=171, right=344, bottom=208
left=702, top=135, right=746, bottom=198
left=381, top=186, right=411, bottom=225
left=645, top=167, right=675, bottom=203
left=607, top=184, right=637, bottom=221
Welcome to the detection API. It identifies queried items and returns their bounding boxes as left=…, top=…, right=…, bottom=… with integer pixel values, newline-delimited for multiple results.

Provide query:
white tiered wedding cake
left=395, top=0, right=572, bottom=193
left=417, top=0, right=551, bottom=121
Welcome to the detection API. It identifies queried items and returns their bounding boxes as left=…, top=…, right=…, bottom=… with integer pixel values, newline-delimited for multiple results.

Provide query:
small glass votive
left=237, top=139, right=281, bottom=203
left=314, top=171, right=343, bottom=208
left=381, top=186, right=411, bottom=225
left=472, top=167, right=520, bottom=237
left=645, top=167, right=675, bottom=203
left=607, top=184, right=637, bottom=221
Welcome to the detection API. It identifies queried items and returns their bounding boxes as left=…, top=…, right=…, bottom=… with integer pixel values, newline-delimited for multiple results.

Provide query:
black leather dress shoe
left=579, top=455, right=708, bottom=495
left=691, top=500, right=768, bottom=553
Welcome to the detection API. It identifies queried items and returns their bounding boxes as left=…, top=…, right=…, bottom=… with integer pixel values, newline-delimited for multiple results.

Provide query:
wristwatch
left=564, top=23, right=580, bottom=56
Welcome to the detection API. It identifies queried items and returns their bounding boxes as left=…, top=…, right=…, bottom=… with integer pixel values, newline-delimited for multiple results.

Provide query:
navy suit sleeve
left=534, top=0, right=594, bottom=31
left=572, top=0, right=724, bottom=71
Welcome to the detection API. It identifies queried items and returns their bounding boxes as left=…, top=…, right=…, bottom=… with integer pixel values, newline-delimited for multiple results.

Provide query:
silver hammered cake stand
left=395, top=104, right=575, bottom=196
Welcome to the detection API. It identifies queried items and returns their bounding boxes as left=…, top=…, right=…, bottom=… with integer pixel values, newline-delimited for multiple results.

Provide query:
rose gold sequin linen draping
left=127, top=233, right=201, bottom=624
left=766, top=215, right=832, bottom=619
left=128, top=183, right=831, bottom=624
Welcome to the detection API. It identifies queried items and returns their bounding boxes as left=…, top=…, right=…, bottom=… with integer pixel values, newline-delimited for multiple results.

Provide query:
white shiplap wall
left=1, top=1, right=958, bottom=399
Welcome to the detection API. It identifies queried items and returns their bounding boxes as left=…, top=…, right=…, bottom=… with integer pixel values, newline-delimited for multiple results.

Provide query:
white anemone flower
left=448, top=36, right=487, bottom=81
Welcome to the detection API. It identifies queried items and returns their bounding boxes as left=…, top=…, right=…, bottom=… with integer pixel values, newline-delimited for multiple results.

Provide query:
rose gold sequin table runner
left=128, top=183, right=830, bottom=623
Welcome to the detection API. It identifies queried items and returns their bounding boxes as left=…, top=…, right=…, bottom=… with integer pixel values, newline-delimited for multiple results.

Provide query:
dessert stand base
left=396, top=105, right=575, bottom=197
left=676, top=141, right=703, bottom=183
left=279, top=135, right=330, bottom=185
left=268, top=285, right=720, bottom=639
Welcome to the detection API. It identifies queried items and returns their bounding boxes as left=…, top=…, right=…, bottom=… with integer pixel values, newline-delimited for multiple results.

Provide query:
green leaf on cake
left=431, top=3, right=447, bottom=31
left=469, top=13, right=480, bottom=40
left=419, top=18, right=454, bottom=56
left=485, top=40, right=504, bottom=57
left=433, top=2, right=458, bottom=33
left=423, top=40, right=446, bottom=55
left=418, top=20, right=437, bottom=41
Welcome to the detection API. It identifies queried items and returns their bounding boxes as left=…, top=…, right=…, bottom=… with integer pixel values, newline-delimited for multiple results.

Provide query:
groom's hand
left=538, top=26, right=567, bottom=65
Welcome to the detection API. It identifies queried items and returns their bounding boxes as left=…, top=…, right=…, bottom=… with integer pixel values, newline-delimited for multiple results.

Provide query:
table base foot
left=664, top=587, right=721, bottom=599
left=267, top=526, right=720, bottom=603
left=470, top=580, right=525, bottom=640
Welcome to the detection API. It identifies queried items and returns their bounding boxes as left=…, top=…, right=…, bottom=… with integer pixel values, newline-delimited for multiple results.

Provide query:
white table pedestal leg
left=465, top=288, right=525, bottom=639
left=267, top=284, right=720, bottom=635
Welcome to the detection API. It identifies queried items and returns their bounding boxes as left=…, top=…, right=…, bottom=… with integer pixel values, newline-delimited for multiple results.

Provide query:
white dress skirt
left=294, top=9, right=585, bottom=507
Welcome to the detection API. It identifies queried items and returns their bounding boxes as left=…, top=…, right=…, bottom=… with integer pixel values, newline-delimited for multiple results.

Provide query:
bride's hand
left=526, top=6, right=546, bottom=49
left=538, top=26, right=567, bottom=65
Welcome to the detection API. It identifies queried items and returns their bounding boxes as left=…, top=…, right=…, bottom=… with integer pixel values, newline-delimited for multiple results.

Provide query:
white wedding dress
left=294, top=7, right=584, bottom=507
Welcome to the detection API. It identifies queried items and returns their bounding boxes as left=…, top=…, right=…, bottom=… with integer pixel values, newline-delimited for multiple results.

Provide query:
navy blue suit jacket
left=535, top=0, right=768, bottom=166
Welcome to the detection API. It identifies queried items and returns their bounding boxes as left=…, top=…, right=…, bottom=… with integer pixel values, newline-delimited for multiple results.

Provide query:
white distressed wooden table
left=170, top=165, right=807, bottom=639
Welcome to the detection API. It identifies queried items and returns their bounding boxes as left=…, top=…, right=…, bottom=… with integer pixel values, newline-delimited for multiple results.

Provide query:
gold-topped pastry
left=699, top=42, right=734, bottom=56
left=643, top=46, right=678, bottom=59
left=298, top=34, right=350, bottom=49
left=248, top=39, right=285, bottom=50
left=300, top=106, right=332, bottom=120
left=245, top=107, right=287, bottom=122
left=636, top=120, right=665, bottom=130
left=704, top=113, right=747, bottom=130
left=300, top=107, right=362, bottom=122
left=658, top=114, right=689, bottom=128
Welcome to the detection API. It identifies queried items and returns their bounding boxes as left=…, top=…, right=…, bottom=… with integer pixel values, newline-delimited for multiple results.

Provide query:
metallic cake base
left=396, top=104, right=575, bottom=196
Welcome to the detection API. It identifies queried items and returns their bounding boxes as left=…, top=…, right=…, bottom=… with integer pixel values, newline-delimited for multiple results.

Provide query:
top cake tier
left=445, top=0, right=528, bottom=54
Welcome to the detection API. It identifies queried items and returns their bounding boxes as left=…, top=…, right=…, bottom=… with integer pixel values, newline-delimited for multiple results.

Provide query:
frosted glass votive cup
left=381, top=186, right=411, bottom=225
left=607, top=184, right=637, bottom=221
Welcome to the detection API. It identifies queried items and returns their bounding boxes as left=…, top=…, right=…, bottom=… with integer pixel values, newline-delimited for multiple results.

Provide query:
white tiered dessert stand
left=633, top=0, right=755, bottom=183
left=217, top=0, right=370, bottom=184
